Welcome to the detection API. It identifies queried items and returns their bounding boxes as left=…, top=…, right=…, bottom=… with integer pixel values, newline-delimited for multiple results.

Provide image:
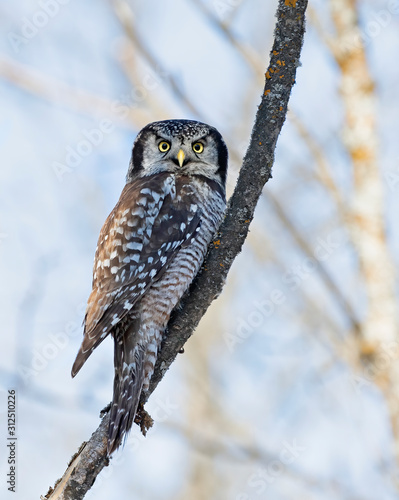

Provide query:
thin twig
left=288, top=109, right=348, bottom=218
left=266, top=193, right=359, bottom=331
left=0, top=56, right=148, bottom=127
left=111, top=0, right=202, bottom=118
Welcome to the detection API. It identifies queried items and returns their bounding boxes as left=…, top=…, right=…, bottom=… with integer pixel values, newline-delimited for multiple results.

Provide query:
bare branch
left=287, top=109, right=348, bottom=217
left=307, top=4, right=336, bottom=55
left=43, top=1, right=308, bottom=498
left=266, top=192, right=359, bottom=331
left=328, top=0, right=398, bottom=347
left=328, top=0, right=399, bottom=457
left=192, top=0, right=264, bottom=77
left=0, top=55, right=148, bottom=128
left=111, top=0, right=203, bottom=118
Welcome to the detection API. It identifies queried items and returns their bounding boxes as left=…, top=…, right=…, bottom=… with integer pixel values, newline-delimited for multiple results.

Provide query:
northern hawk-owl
left=72, top=119, right=228, bottom=455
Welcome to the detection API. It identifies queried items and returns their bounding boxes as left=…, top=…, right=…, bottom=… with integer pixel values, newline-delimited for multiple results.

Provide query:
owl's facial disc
left=141, top=133, right=215, bottom=175
left=128, top=119, right=228, bottom=189
left=169, top=141, right=204, bottom=168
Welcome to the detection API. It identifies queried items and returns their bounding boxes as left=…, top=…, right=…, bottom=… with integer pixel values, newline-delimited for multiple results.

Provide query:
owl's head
left=127, top=119, right=228, bottom=190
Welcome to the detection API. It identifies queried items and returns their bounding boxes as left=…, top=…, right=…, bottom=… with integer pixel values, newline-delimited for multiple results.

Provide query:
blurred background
left=1, top=0, right=399, bottom=498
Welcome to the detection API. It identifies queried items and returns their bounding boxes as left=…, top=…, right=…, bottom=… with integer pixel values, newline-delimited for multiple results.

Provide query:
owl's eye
left=158, top=141, right=171, bottom=153
left=192, top=142, right=204, bottom=154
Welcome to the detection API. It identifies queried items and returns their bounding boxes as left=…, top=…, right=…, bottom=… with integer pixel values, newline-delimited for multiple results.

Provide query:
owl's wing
left=71, top=173, right=201, bottom=377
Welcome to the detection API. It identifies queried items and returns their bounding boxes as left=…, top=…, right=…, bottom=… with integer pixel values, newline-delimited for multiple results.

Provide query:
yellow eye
left=192, top=142, right=204, bottom=154
left=158, top=141, right=170, bottom=153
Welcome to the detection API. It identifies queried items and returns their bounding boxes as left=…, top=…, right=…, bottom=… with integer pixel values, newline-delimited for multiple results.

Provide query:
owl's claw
left=134, top=403, right=154, bottom=436
left=100, top=402, right=111, bottom=417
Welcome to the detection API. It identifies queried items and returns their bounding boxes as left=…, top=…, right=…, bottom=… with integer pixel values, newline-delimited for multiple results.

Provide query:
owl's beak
left=177, top=149, right=185, bottom=167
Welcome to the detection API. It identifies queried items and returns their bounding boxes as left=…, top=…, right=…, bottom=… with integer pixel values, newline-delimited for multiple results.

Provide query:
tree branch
left=43, top=1, right=308, bottom=498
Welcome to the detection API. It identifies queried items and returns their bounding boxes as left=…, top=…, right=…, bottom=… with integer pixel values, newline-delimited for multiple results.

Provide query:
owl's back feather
left=71, top=119, right=228, bottom=455
left=71, top=173, right=201, bottom=378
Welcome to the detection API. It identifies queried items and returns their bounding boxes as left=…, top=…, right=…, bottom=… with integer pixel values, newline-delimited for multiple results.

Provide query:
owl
left=72, top=119, right=228, bottom=455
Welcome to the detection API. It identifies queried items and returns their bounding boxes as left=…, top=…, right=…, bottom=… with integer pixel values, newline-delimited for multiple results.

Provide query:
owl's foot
left=100, top=402, right=111, bottom=417
left=134, top=403, right=154, bottom=436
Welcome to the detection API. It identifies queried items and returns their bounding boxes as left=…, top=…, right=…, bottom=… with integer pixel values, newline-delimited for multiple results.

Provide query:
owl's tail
left=107, top=329, right=145, bottom=455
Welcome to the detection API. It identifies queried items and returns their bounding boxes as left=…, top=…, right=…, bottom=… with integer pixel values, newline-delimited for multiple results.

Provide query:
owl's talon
left=134, top=403, right=154, bottom=436
left=100, top=402, right=111, bottom=417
